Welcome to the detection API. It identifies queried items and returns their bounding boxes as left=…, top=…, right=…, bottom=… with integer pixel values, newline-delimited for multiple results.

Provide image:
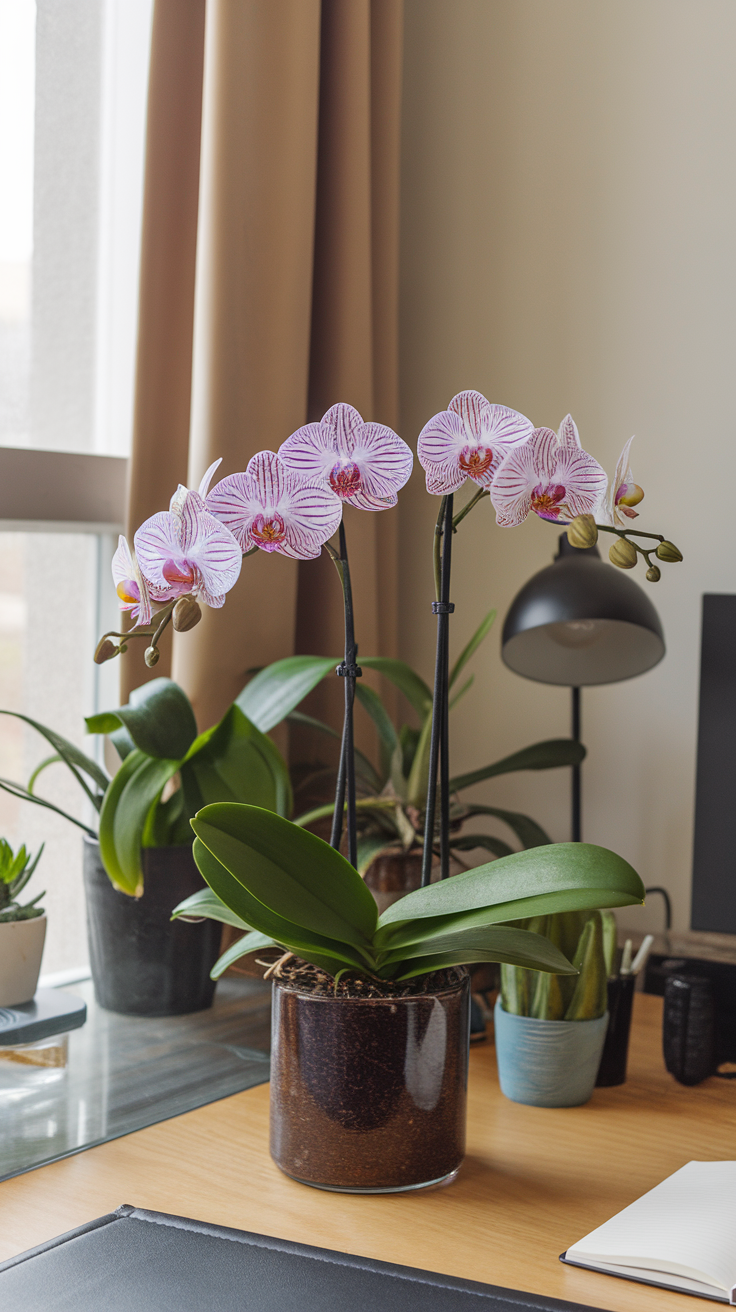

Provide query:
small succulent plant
left=0, top=840, right=45, bottom=923
left=500, top=909, right=618, bottom=1020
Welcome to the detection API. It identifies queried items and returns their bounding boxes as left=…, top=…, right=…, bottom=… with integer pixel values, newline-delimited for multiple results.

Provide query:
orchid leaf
left=190, top=837, right=370, bottom=973
left=183, top=705, right=292, bottom=817
left=448, top=676, right=474, bottom=711
left=457, top=805, right=551, bottom=850
left=406, top=713, right=433, bottom=807
left=354, top=682, right=398, bottom=779
left=357, top=834, right=399, bottom=877
left=172, top=886, right=251, bottom=931
left=100, top=750, right=180, bottom=894
left=378, top=925, right=576, bottom=974
left=358, top=658, right=432, bottom=718
left=449, top=608, right=496, bottom=688
left=449, top=738, right=586, bottom=793
left=237, top=656, right=336, bottom=733
left=210, top=930, right=280, bottom=979
left=450, top=833, right=515, bottom=859
left=191, top=804, right=378, bottom=946
left=86, top=678, right=197, bottom=761
left=293, top=796, right=396, bottom=830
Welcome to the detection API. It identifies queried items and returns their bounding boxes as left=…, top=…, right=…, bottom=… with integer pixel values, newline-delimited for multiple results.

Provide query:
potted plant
left=173, top=805, right=644, bottom=1191
left=0, top=677, right=293, bottom=1015
left=495, top=909, right=617, bottom=1106
left=0, top=841, right=46, bottom=1006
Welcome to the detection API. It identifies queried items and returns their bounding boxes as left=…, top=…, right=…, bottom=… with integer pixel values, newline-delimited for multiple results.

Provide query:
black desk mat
left=0, top=1205, right=604, bottom=1312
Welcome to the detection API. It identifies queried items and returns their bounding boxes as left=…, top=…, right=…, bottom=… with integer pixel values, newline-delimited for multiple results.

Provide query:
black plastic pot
left=82, top=837, right=222, bottom=1017
left=270, top=969, right=470, bottom=1193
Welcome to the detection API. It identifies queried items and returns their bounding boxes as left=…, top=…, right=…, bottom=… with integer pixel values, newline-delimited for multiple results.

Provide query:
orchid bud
left=144, top=645, right=160, bottom=668
left=173, top=596, right=202, bottom=632
left=646, top=565, right=661, bottom=582
left=609, top=538, right=637, bottom=569
left=656, top=540, right=683, bottom=563
left=618, top=483, right=644, bottom=508
left=566, top=514, right=598, bottom=550
left=94, top=637, right=118, bottom=665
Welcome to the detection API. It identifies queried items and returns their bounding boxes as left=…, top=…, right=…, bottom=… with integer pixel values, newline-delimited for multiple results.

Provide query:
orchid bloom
left=206, top=450, right=343, bottom=559
left=111, top=536, right=155, bottom=627
left=490, top=414, right=608, bottom=527
left=602, top=436, right=644, bottom=527
left=134, top=467, right=243, bottom=609
left=416, top=391, right=533, bottom=495
left=277, top=403, right=413, bottom=511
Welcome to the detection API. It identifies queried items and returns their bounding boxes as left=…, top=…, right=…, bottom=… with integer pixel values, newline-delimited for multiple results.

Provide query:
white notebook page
left=566, top=1162, right=736, bottom=1296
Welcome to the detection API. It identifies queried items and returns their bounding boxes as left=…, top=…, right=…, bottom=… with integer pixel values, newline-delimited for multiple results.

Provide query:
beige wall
left=398, top=0, right=736, bottom=932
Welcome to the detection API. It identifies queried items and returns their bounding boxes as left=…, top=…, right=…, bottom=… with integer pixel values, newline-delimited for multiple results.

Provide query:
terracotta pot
left=270, top=969, right=470, bottom=1193
left=83, top=838, right=222, bottom=1017
left=0, top=915, right=46, bottom=1006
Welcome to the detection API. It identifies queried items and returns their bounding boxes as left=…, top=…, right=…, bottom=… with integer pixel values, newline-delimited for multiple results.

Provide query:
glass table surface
left=0, top=977, right=271, bottom=1183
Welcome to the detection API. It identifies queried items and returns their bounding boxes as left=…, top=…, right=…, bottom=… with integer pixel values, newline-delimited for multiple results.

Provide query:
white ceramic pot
left=0, top=915, right=47, bottom=1006
left=494, top=997, right=609, bottom=1107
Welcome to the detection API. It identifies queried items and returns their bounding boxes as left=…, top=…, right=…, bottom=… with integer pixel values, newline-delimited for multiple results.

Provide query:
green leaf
left=356, top=834, right=399, bottom=877
left=398, top=724, right=420, bottom=782
left=406, top=713, right=433, bottom=807
left=210, top=930, right=279, bottom=979
left=0, top=776, right=97, bottom=838
left=450, top=834, right=515, bottom=859
left=293, top=796, right=397, bottom=830
left=0, top=709, right=109, bottom=798
left=183, top=704, right=292, bottom=817
left=378, top=925, right=576, bottom=974
left=191, top=804, right=378, bottom=947
left=359, top=658, right=432, bottom=719
left=99, top=749, right=180, bottom=893
left=375, top=842, right=645, bottom=945
left=449, top=608, right=496, bottom=688
left=237, top=657, right=336, bottom=733
left=192, top=836, right=370, bottom=973
left=457, top=805, right=552, bottom=849
left=448, top=676, right=474, bottom=711
left=354, top=683, right=398, bottom=780
left=287, top=711, right=382, bottom=792
left=171, top=886, right=252, bottom=932
left=449, top=739, right=587, bottom=793
left=86, top=678, right=198, bottom=761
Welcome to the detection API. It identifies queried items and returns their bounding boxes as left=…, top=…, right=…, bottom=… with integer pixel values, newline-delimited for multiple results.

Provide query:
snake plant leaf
left=171, top=886, right=252, bottom=932
left=191, top=804, right=378, bottom=946
left=237, top=656, right=336, bottom=733
left=358, top=658, right=433, bottom=718
left=449, top=607, right=496, bottom=688
left=449, top=833, right=515, bottom=859
left=457, top=805, right=552, bottom=849
left=0, top=709, right=109, bottom=798
left=375, top=843, right=644, bottom=945
left=378, top=925, right=576, bottom=974
left=210, top=930, right=279, bottom=978
left=183, top=705, right=292, bottom=817
left=449, top=738, right=586, bottom=793
left=86, top=678, right=198, bottom=762
left=0, top=776, right=97, bottom=837
left=287, top=710, right=381, bottom=792
left=99, top=750, right=181, bottom=894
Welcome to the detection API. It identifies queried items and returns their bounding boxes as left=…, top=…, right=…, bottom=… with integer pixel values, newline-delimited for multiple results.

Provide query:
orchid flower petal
left=111, top=535, right=154, bottom=625
left=418, top=392, right=533, bottom=495
left=134, top=493, right=242, bottom=608
left=491, top=421, right=607, bottom=527
left=278, top=405, right=413, bottom=510
left=198, top=458, right=223, bottom=500
left=602, top=436, right=640, bottom=526
left=207, top=451, right=342, bottom=560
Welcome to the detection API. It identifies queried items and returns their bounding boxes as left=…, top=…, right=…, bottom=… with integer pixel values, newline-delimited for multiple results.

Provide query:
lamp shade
left=501, top=536, right=665, bottom=687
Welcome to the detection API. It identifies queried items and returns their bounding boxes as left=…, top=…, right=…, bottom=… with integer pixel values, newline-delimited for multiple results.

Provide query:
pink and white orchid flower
left=277, top=403, right=413, bottom=511
left=111, top=536, right=156, bottom=627
left=206, top=450, right=343, bottom=559
left=490, top=414, right=608, bottom=527
left=602, top=436, right=644, bottom=527
left=417, top=391, right=533, bottom=495
left=134, top=475, right=242, bottom=610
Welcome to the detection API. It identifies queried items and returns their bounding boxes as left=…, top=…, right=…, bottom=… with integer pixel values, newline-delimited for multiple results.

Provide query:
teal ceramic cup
left=494, top=998, right=609, bottom=1107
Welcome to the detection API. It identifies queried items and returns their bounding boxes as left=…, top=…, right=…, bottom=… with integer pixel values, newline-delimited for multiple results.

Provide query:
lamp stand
left=571, top=685, right=581, bottom=843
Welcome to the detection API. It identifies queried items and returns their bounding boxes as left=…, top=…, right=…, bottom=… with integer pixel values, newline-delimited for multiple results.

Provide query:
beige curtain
left=122, top=0, right=404, bottom=734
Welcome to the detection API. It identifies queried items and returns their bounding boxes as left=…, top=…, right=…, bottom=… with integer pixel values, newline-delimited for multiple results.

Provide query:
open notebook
left=561, top=1161, right=736, bottom=1304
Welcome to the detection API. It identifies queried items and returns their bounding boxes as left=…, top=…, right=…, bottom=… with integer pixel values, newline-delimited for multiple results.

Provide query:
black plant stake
left=421, top=494, right=454, bottom=887
left=329, top=520, right=361, bottom=869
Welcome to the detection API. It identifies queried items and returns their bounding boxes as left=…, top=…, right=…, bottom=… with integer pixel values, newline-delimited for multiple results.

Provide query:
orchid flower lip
left=277, top=402, right=413, bottom=512
left=417, top=391, right=534, bottom=496
left=490, top=416, right=608, bottom=528
left=134, top=487, right=243, bottom=609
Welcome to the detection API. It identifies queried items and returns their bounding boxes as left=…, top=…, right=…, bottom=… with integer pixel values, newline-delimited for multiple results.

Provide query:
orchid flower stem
left=329, top=519, right=359, bottom=869
left=595, top=524, right=664, bottom=543
left=422, top=493, right=454, bottom=887
left=432, top=496, right=447, bottom=601
left=150, top=604, right=175, bottom=650
left=452, top=486, right=489, bottom=531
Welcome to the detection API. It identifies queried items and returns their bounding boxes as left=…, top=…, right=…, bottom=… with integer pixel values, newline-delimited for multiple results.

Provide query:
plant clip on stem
left=422, top=493, right=454, bottom=888
left=330, top=520, right=361, bottom=869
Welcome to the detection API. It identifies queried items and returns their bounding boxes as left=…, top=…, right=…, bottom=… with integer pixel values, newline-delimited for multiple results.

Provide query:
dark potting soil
left=274, top=959, right=466, bottom=999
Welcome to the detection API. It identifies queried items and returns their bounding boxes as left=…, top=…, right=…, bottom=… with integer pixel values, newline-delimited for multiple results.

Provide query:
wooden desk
left=1, top=993, right=733, bottom=1310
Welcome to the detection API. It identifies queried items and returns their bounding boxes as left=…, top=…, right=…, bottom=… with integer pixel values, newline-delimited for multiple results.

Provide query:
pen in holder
left=663, top=974, right=717, bottom=1086
left=596, top=973, right=636, bottom=1086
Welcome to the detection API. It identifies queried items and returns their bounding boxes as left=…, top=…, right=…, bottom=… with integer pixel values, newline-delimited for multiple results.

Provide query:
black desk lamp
left=501, top=534, right=665, bottom=841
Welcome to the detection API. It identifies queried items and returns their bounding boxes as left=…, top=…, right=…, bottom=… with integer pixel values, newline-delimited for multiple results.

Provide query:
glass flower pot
left=270, top=968, right=470, bottom=1193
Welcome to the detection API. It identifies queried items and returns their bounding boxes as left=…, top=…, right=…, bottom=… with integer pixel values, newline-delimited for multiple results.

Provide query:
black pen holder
left=663, top=974, right=717, bottom=1086
left=596, top=974, right=635, bottom=1086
